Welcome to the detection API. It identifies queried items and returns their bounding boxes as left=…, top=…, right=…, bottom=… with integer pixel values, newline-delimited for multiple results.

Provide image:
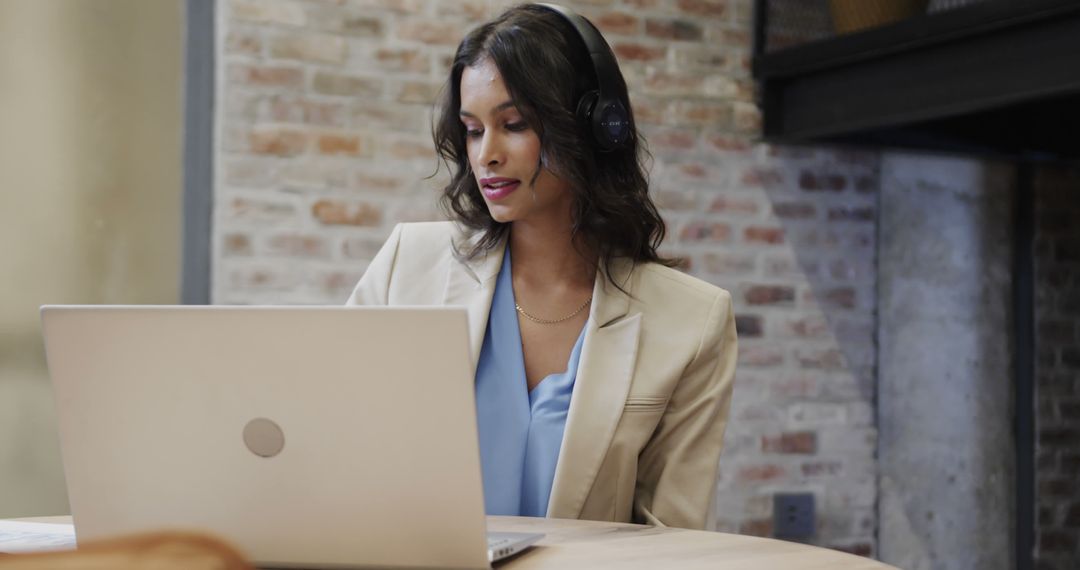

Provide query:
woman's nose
left=477, top=132, right=504, bottom=167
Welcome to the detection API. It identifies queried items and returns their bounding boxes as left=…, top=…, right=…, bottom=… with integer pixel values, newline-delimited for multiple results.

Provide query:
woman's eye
left=506, top=121, right=528, bottom=132
left=465, top=128, right=483, bottom=138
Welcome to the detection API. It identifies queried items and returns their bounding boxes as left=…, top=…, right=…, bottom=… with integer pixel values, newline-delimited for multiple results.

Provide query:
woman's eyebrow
left=459, top=100, right=516, bottom=118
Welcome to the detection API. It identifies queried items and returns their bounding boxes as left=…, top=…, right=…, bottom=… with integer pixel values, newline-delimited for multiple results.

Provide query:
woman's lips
left=481, top=180, right=520, bottom=200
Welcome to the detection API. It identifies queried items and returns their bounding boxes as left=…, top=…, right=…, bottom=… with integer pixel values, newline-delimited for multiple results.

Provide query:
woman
left=347, top=3, right=737, bottom=530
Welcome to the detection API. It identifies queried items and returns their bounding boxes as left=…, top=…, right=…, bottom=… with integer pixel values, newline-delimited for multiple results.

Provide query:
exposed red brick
left=389, top=139, right=433, bottom=159
left=652, top=127, right=695, bottom=148
left=802, top=461, right=843, bottom=477
left=735, top=78, right=755, bottom=101
left=737, top=464, right=786, bottom=483
left=739, top=518, right=773, bottom=537
left=341, top=16, right=383, bottom=37
left=674, top=101, right=733, bottom=125
left=720, top=29, right=751, bottom=48
left=679, top=221, right=731, bottom=242
left=373, top=48, right=429, bottom=72
left=654, top=190, right=698, bottom=211
left=679, top=163, right=708, bottom=179
left=1039, top=505, right=1056, bottom=526
left=225, top=30, right=262, bottom=56
left=395, top=81, right=443, bottom=104
left=1065, top=503, right=1080, bottom=527
left=265, top=233, right=329, bottom=258
left=709, top=196, right=760, bottom=214
left=313, top=72, right=382, bottom=97
left=672, top=45, right=728, bottom=71
left=702, top=252, right=755, bottom=274
left=771, top=375, right=821, bottom=399
left=269, top=33, right=346, bottom=64
left=631, top=97, right=665, bottom=124
left=645, top=18, right=704, bottom=41
left=745, top=285, right=795, bottom=305
left=707, top=134, right=752, bottom=153
left=744, top=226, right=785, bottom=245
left=676, top=0, right=728, bottom=16
left=232, top=0, right=304, bottom=26
left=229, top=267, right=301, bottom=291
left=373, top=0, right=426, bottom=14
left=229, top=64, right=304, bottom=89
left=741, top=167, right=785, bottom=188
left=267, top=96, right=345, bottom=126
left=1060, top=401, right=1080, bottom=421
left=594, top=12, right=639, bottom=36
left=314, top=270, right=364, bottom=297
left=354, top=173, right=404, bottom=193
left=613, top=42, right=666, bottom=62
left=311, top=199, right=382, bottom=226
left=396, top=20, right=462, bottom=45
left=735, top=314, right=763, bottom=337
left=224, top=159, right=275, bottom=188
left=734, top=102, right=762, bottom=133
left=249, top=128, right=306, bottom=157
left=1038, top=530, right=1074, bottom=552
left=762, top=432, right=817, bottom=454
left=799, top=170, right=847, bottom=192
left=342, top=237, right=389, bottom=260
left=784, top=316, right=829, bottom=338
left=436, top=0, right=485, bottom=18
left=222, top=233, right=253, bottom=257
left=644, top=71, right=705, bottom=96
left=1040, top=428, right=1080, bottom=447
left=739, top=345, right=784, bottom=367
left=797, top=349, right=846, bottom=370
left=316, top=134, right=363, bottom=156
left=227, top=196, right=298, bottom=222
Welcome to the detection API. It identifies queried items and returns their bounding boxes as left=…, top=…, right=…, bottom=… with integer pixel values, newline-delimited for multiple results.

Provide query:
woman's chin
left=485, top=204, right=519, bottom=224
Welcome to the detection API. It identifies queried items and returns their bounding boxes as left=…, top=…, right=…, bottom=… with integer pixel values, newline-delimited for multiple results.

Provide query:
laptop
left=41, top=305, right=542, bottom=569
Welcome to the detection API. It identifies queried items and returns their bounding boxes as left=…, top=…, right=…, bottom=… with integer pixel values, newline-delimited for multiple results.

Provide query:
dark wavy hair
left=432, top=3, right=676, bottom=285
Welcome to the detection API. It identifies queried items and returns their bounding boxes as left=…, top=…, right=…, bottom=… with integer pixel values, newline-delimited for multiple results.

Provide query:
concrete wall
left=0, top=0, right=182, bottom=517
left=877, top=152, right=1016, bottom=570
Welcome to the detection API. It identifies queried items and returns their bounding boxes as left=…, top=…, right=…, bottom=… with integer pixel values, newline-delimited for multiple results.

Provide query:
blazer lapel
left=547, top=258, right=641, bottom=519
left=442, top=229, right=506, bottom=369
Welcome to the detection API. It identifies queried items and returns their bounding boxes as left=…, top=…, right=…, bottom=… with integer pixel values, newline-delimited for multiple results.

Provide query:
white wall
left=0, top=0, right=183, bottom=517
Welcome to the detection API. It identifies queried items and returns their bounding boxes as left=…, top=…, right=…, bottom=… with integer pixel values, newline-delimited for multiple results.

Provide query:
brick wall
left=213, top=0, right=880, bottom=553
left=1034, top=165, right=1080, bottom=569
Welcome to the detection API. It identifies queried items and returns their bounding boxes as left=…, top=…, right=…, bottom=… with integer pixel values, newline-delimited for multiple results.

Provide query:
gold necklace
left=515, top=296, right=592, bottom=325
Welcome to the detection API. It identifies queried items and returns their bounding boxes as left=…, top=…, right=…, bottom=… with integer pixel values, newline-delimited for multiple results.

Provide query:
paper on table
left=0, top=520, right=77, bottom=553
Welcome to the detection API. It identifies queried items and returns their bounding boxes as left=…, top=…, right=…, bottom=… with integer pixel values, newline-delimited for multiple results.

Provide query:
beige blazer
left=347, top=222, right=737, bottom=530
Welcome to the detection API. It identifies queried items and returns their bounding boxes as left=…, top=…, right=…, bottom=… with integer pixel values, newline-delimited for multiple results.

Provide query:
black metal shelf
left=752, top=0, right=1080, bottom=160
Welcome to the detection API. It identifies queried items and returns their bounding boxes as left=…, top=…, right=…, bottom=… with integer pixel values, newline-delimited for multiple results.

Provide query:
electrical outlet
left=774, top=493, right=815, bottom=539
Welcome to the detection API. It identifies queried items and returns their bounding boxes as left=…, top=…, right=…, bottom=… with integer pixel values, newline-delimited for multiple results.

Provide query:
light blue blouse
left=474, top=246, right=587, bottom=517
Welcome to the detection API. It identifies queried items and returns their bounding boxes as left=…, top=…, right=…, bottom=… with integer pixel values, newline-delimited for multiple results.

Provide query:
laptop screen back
left=41, top=305, right=489, bottom=569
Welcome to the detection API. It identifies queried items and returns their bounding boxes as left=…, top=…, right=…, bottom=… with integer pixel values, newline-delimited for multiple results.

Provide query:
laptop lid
left=41, top=305, right=491, bottom=569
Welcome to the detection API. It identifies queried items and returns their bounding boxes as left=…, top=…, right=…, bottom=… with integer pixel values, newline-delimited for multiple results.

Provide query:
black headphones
left=537, top=3, right=633, bottom=152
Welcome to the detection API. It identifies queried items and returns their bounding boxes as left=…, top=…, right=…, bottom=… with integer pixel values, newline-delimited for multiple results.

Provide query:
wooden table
left=18, top=516, right=900, bottom=569
left=488, top=516, right=898, bottom=569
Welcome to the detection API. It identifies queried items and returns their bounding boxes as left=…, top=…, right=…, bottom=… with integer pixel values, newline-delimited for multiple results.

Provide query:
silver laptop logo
left=243, top=418, right=285, bottom=458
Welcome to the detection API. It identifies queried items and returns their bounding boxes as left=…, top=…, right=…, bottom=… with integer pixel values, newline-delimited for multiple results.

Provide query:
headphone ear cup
left=575, top=90, right=600, bottom=139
